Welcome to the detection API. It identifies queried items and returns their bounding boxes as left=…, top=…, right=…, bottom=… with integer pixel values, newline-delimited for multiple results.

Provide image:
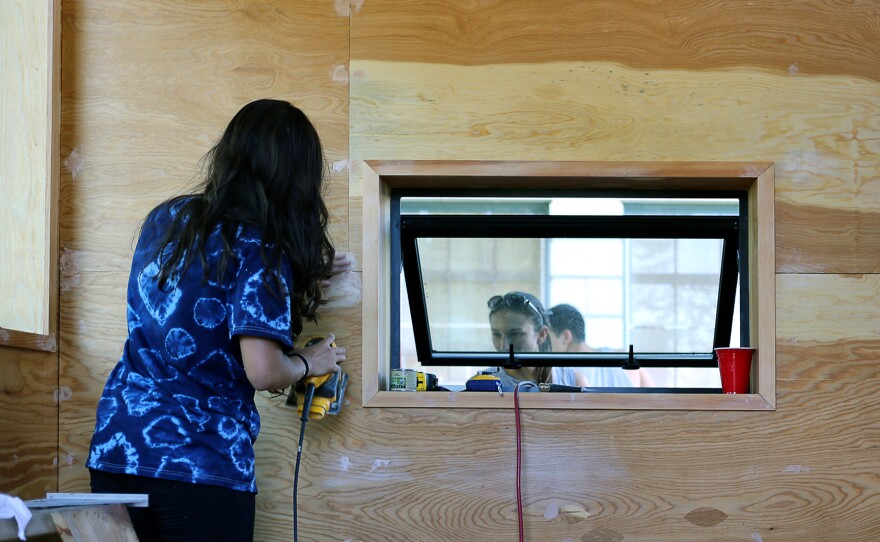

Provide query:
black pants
left=89, top=469, right=256, bottom=542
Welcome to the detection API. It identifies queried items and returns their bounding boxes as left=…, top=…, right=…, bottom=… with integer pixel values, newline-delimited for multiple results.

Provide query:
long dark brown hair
left=149, top=99, right=334, bottom=336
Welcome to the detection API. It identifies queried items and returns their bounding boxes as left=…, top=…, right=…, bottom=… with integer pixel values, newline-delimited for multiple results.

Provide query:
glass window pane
left=547, top=279, right=588, bottom=310
left=396, top=194, right=743, bottom=390
left=677, top=238, right=723, bottom=274
left=584, top=317, right=625, bottom=350
left=414, top=236, right=726, bottom=354
left=550, top=238, right=623, bottom=275
left=585, top=278, right=623, bottom=315
left=630, top=239, right=675, bottom=273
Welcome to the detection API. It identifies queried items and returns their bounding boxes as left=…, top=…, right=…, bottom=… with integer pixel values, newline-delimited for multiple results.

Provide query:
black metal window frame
left=391, top=188, right=749, bottom=372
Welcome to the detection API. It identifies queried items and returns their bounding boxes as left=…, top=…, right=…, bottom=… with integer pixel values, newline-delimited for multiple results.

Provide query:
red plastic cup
left=715, top=347, right=755, bottom=394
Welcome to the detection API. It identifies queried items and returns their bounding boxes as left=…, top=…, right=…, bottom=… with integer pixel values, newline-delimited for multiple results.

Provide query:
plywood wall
left=345, top=3, right=879, bottom=540
left=1, top=1, right=879, bottom=541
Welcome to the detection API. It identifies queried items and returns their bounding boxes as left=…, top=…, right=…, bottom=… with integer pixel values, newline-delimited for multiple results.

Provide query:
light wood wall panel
left=0, top=0, right=53, bottom=336
left=4, top=1, right=880, bottom=541
left=0, top=0, right=61, bottom=501
left=347, top=1, right=880, bottom=541
left=351, top=0, right=880, bottom=274
left=350, top=62, right=880, bottom=273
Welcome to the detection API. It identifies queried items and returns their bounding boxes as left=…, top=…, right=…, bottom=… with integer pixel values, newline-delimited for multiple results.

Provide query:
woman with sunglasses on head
left=482, top=291, right=590, bottom=391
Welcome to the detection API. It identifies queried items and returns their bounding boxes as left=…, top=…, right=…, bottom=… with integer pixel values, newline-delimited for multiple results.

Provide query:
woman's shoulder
left=145, top=195, right=193, bottom=223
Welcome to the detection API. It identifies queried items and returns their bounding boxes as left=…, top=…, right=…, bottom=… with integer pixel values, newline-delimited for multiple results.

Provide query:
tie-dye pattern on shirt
left=87, top=200, right=295, bottom=493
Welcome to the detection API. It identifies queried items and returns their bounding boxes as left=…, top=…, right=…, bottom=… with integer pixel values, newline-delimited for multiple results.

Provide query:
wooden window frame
left=361, top=160, right=775, bottom=410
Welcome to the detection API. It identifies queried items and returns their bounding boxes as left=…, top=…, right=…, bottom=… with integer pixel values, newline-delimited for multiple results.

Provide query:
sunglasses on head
left=487, top=293, right=544, bottom=323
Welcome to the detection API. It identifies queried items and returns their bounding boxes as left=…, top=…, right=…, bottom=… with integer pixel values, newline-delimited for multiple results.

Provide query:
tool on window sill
left=390, top=368, right=439, bottom=392
left=538, top=383, right=589, bottom=393
left=466, top=373, right=504, bottom=395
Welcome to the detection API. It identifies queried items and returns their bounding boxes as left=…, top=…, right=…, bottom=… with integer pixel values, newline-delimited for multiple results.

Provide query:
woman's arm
left=239, top=334, right=345, bottom=391
left=573, top=369, right=591, bottom=387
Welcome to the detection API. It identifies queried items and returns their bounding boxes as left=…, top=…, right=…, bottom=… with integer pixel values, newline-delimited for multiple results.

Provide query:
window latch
left=622, top=344, right=640, bottom=371
left=502, top=343, right=522, bottom=370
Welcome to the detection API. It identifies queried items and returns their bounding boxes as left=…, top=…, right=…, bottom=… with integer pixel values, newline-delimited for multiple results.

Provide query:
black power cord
left=293, top=383, right=316, bottom=542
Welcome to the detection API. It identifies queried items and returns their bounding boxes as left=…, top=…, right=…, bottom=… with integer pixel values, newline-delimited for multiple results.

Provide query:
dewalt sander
left=287, top=335, right=348, bottom=542
left=285, top=336, right=349, bottom=419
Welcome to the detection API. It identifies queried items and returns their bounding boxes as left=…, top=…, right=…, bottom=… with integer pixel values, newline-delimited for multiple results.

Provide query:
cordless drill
left=285, top=336, right=348, bottom=420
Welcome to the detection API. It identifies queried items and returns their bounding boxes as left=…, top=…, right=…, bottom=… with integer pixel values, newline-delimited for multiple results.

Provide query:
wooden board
left=0, top=0, right=60, bottom=339
left=51, top=504, right=137, bottom=542
left=0, top=348, right=58, bottom=500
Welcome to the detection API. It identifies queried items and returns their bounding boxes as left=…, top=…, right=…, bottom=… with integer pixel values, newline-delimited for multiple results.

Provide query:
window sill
left=364, top=390, right=774, bottom=410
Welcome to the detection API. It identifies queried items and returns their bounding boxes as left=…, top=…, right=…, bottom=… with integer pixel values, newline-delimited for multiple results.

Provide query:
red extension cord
left=514, top=383, right=525, bottom=542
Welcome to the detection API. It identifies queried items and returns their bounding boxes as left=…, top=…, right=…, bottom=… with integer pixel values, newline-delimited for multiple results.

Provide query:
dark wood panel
left=0, top=348, right=58, bottom=500
left=353, top=0, right=880, bottom=80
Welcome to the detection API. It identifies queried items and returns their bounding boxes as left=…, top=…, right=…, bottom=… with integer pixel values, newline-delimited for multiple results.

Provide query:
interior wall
left=346, top=2, right=879, bottom=541
left=1, top=1, right=878, bottom=541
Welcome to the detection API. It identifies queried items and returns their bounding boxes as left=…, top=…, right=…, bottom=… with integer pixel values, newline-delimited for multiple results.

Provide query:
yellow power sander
left=285, top=336, right=348, bottom=420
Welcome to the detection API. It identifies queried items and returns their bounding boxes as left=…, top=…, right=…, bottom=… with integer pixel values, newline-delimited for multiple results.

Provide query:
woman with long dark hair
left=87, top=99, right=347, bottom=541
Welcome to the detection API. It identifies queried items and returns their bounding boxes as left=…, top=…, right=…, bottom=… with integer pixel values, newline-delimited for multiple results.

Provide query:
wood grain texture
left=0, top=347, right=58, bottom=500
left=0, top=328, right=57, bottom=353
left=750, top=166, right=776, bottom=405
left=351, top=57, right=880, bottom=272
left=2, top=0, right=877, bottom=541
left=777, top=202, right=880, bottom=274
left=245, top=388, right=879, bottom=541
left=348, top=2, right=878, bottom=539
left=51, top=503, right=138, bottom=542
left=59, top=0, right=350, bottom=272
left=0, top=0, right=60, bottom=506
left=352, top=0, right=880, bottom=80
left=55, top=271, right=129, bottom=487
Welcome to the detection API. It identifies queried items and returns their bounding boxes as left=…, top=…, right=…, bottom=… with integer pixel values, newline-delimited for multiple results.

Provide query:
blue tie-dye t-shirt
left=87, top=199, right=295, bottom=493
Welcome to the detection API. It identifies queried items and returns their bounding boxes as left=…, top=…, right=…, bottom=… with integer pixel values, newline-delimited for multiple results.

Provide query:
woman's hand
left=295, top=333, right=346, bottom=378
left=239, top=334, right=345, bottom=391
left=321, top=252, right=353, bottom=288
